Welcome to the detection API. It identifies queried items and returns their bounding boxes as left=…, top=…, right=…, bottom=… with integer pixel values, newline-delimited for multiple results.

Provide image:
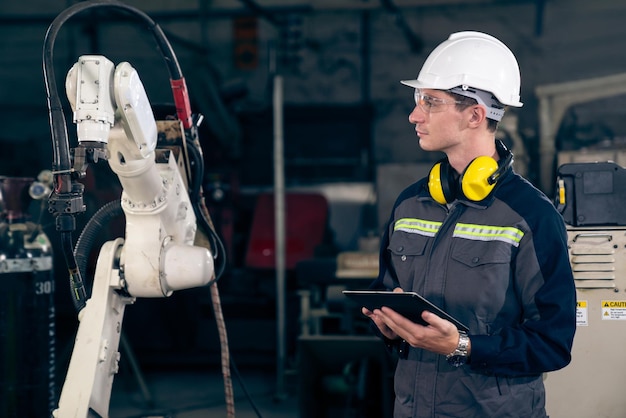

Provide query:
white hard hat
left=401, top=31, right=523, bottom=107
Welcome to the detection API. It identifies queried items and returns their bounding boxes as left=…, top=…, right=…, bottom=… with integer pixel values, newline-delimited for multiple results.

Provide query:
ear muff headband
left=488, top=140, right=514, bottom=185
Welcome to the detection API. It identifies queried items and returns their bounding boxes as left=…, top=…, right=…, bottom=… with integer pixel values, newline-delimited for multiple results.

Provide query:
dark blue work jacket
left=371, top=168, right=576, bottom=418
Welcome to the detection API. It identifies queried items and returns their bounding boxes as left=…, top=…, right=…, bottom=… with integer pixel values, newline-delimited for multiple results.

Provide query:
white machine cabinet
left=545, top=226, right=626, bottom=418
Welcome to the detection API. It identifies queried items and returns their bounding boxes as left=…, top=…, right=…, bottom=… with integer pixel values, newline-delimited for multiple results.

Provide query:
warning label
left=576, top=301, right=588, bottom=326
left=602, top=300, right=626, bottom=320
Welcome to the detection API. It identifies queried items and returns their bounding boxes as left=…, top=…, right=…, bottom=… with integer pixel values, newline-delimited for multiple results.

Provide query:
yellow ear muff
left=428, top=162, right=448, bottom=205
left=461, top=156, right=499, bottom=201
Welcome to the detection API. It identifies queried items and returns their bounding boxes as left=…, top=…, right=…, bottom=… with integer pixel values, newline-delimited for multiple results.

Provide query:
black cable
left=60, top=230, right=88, bottom=312
left=74, top=200, right=123, bottom=295
left=185, top=138, right=228, bottom=282
left=229, top=356, right=264, bottom=417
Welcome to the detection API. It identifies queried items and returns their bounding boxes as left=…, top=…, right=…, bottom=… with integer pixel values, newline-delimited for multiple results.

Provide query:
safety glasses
left=414, top=89, right=463, bottom=114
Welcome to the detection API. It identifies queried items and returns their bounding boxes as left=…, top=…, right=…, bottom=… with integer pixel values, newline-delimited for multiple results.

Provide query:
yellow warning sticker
left=602, top=300, right=626, bottom=320
left=576, top=300, right=588, bottom=326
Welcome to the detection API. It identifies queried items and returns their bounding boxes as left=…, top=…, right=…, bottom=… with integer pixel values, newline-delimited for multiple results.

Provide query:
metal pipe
left=272, top=73, right=287, bottom=400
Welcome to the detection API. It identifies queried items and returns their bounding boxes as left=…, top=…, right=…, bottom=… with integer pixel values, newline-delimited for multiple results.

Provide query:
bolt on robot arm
left=53, top=55, right=214, bottom=417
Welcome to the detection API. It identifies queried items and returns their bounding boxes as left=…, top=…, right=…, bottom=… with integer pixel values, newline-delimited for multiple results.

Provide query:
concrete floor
left=109, top=367, right=300, bottom=418
left=53, top=297, right=393, bottom=418
left=102, top=334, right=396, bottom=418
left=51, top=336, right=395, bottom=418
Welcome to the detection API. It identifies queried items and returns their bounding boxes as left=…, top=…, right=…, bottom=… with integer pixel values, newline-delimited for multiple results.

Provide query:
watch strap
left=446, top=331, right=469, bottom=367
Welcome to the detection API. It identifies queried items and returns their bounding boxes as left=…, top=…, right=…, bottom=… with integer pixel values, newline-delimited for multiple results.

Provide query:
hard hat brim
left=400, top=79, right=422, bottom=89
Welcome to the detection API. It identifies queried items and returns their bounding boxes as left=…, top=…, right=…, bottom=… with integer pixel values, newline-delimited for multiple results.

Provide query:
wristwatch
left=446, top=331, right=470, bottom=367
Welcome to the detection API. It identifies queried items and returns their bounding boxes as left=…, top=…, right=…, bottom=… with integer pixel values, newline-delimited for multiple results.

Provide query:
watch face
left=447, top=355, right=467, bottom=367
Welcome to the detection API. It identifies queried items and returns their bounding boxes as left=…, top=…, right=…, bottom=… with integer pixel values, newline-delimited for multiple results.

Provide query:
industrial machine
left=545, top=226, right=626, bottom=418
left=0, top=176, right=56, bottom=418
left=42, top=2, right=228, bottom=417
left=545, top=162, right=626, bottom=417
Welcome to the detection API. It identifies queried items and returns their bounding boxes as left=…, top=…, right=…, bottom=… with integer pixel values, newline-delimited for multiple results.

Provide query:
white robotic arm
left=54, top=55, right=214, bottom=417
left=64, top=55, right=155, bottom=157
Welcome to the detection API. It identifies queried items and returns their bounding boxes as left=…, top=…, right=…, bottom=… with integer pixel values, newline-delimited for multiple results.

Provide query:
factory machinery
left=545, top=161, right=626, bottom=418
left=42, top=1, right=229, bottom=417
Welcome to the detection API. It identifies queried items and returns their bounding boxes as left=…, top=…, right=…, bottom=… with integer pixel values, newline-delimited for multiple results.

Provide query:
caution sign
left=602, top=300, right=626, bottom=320
left=576, top=301, right=588, bottom=326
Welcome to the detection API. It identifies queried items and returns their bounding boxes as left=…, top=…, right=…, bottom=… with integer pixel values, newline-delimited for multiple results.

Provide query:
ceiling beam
left=204, top=0, right=537, bottom=12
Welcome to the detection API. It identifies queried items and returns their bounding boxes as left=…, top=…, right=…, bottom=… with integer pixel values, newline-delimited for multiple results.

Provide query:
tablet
left=343, top=290, right=469, bottom=332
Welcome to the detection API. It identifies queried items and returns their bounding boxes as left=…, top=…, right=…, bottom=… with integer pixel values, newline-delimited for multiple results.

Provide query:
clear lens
left=414, top=89, right=462, bottom=114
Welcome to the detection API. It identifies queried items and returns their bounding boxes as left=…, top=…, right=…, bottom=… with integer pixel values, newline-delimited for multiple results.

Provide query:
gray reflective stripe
left=394, top=218, right=442, bottom=237
left=453, top=222, right=524, bottom=247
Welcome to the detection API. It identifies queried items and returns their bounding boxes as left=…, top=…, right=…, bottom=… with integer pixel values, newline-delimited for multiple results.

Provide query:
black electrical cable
left=186, top=138, right=227, bottom=282
left=60, top=228, right=88, bottom=312
left=74, top=200, right=123, bottom=294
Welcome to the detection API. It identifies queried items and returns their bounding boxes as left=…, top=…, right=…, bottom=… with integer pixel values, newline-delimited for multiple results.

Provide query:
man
left=364, top=31, right=576, bottom=417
